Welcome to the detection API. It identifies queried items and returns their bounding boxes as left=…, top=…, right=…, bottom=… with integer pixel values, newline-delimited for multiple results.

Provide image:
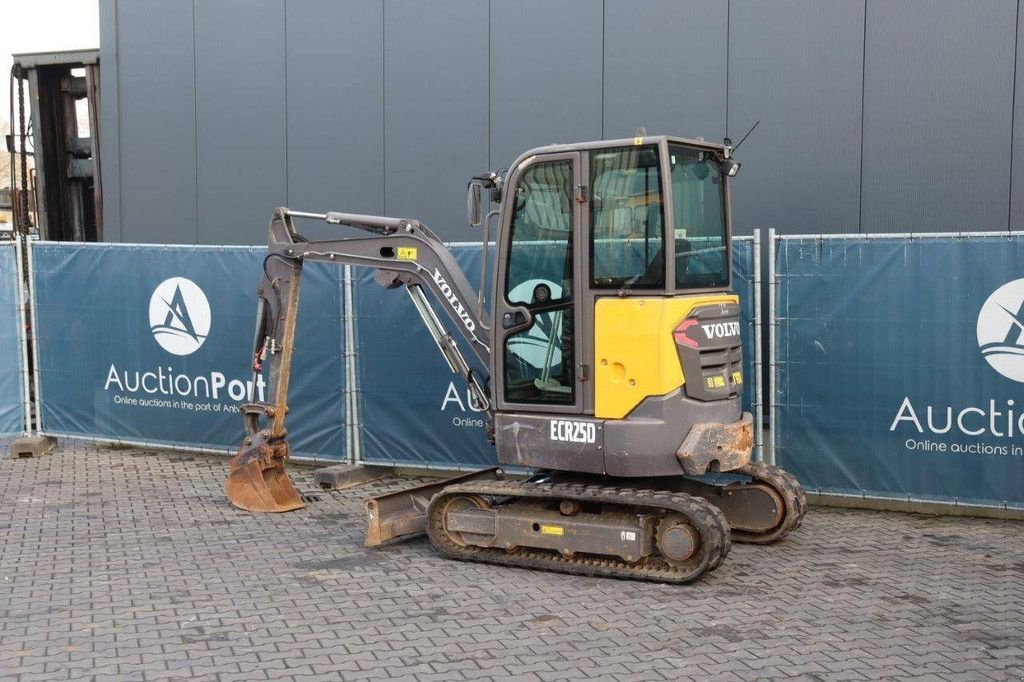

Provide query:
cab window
left=670, top=144, right=729, bottom=289
left=589, top=145, right=665, bottom=289
left=503, top=159, right=575, bottom=405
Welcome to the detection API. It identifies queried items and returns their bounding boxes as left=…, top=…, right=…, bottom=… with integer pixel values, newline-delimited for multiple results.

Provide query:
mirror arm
left=477, top=208, right=500, bottom=327
left=467, top=172, right=500, bottom=227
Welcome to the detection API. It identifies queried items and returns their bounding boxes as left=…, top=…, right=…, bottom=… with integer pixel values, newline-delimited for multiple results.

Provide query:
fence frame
left=348, top=237, right=762, bottom=468
left=25, top=240, right=347, bottom=463
left=749, top=230, right=763, bottom=461
left=13, top=237, right=31, bottom=435
left=350, top=239, right=493, bottom=471
left=343, top=264, right=361, bottom=464
left=26, top=237, right=42, bottom=437
left=20, top=236, right=765, bottom=468
left=767, top=228, right=777, bottom=466
left=15, top=230, right=1022, bottom=518
left=769, top=229, right=1024, bottom=516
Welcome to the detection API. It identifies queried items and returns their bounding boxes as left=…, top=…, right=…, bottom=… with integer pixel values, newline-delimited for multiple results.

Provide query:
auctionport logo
left=977, top=278, right=1024, bottom=383
left=148, top=277, right=211, bottom=356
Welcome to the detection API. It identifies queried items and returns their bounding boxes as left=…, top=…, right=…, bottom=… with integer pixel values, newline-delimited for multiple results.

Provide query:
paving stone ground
left=1, top=443, right=1022, bottom=681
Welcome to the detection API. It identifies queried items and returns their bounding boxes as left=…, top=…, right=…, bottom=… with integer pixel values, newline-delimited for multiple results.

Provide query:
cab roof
left=509, top=135, right=731, bottom=176
left=525, top=134, right=727, bottom=155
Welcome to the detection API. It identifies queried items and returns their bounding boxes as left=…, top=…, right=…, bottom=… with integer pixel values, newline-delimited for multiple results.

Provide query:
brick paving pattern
left=1, top=443, right=1022, bottom=680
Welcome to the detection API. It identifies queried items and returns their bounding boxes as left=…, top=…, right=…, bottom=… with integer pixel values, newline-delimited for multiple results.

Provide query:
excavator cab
left=486, top=139, right=748, bottom=478
left=226, top=135, right=804, bottom=584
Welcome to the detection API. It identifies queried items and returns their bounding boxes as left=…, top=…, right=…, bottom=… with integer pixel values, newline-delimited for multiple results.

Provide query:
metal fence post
left=342, top=264, right=361, bottom=463
left=752, top=229, right=763, bottom=462
left=342, top=265, right=353, bottom=463
left=25, top=238, right=43, bottom=436
left=767, top=228, right=777, bottom=466
left=14, top=237, right=31, bottom=434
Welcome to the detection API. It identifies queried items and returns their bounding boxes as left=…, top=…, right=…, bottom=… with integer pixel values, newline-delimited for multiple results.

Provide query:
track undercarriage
left=368, top=461, right=806, bottom=584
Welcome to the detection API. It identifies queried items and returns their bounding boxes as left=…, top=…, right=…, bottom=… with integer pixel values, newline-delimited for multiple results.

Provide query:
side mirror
left=467, top=182, right=483, bottom=227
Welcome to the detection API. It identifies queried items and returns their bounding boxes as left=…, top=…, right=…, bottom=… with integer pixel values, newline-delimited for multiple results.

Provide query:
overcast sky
left=0, top=0, right=99, bottom=127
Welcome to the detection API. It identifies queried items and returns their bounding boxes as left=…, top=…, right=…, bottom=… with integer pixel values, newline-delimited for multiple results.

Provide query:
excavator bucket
left=226, top=428, right=305, bottom=513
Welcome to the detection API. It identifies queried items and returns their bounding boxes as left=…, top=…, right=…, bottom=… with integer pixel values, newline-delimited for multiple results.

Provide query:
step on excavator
left=226, top=134, right=805, bottom=583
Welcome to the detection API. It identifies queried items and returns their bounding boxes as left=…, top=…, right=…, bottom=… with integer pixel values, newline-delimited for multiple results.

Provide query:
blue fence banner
left=731, top=237, right=757, bottom=416
left=355, top=239, right=758, bottom=469
left=31, top=243, right=346, bottom=458
left=0, top=241, right=26, bottom=436
left=774, top=235, right=1024, bottom=508
left=354, top=245, right=495, bottom=469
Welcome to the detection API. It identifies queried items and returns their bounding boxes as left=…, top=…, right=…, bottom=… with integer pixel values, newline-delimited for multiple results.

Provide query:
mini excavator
left=226, top=135, right=805, bottom=583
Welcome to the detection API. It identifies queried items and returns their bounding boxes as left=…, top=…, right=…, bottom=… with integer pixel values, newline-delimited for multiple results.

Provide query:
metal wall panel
left=489, top=0, right=603, bottom=169
left=861, top=0, right=1016, bottom=233
left=195, top=0, right=287, bottom=245
left=1012, top=0, right=1024, bottom=230
left=285, top=0, right=384, bottom=242
left=383, top=0, right=489, bottom=243
left=101, top=0, right=1024, bottom=243
left=98, top=0, right=121, bottom=240
left=729, top=0, right=865, bottom=235
left=114, top=0, right=197, bottom=243
left=603, top=0, right=727, bottom=143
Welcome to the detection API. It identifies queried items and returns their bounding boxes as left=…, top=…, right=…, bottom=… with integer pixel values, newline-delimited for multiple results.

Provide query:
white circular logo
left=977, top=278, right=1024, bottom=382
left=148, top=277, right=211, bottom=356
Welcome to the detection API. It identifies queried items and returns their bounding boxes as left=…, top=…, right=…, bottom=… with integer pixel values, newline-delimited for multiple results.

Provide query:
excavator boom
left=226, top=207, right=494, bottom=513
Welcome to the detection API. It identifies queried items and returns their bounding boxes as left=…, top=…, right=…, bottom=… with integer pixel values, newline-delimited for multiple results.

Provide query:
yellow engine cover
left=594, top=294, right=739, bottom=419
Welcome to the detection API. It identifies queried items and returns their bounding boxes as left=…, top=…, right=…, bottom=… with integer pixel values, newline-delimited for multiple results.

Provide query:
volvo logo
left=148, top=277, right=211, bottom=356
left=702, top=321, right=740, bottom=339
left=977, top=278, right=1024, bottom=382
left=431, top=268, right=475, bottom=332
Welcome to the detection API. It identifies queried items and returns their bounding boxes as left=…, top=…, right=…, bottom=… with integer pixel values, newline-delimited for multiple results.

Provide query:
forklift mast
left=9, top=50, right=102, bottom=241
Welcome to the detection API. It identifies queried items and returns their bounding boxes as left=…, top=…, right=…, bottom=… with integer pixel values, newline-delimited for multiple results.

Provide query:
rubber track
left=426, top=481, right=731, bottom=584
left=729, top=461, right=807, bottom=544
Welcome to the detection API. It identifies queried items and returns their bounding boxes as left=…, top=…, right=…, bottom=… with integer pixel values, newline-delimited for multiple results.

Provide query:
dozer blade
left=364, top=468, right=501, bottom=546
left=226, top=430, right=305, bottom=513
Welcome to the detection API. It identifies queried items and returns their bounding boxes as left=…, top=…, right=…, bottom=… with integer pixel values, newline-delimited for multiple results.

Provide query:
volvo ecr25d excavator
left=226, top=134, right=805, bottom=583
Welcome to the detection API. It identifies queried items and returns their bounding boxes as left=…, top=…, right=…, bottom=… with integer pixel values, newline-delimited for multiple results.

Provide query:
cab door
left=493, top=152, right=583, bottom=415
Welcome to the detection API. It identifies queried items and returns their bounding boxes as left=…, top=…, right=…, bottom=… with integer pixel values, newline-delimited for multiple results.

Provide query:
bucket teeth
left=226, top=434, right=304, bottom=513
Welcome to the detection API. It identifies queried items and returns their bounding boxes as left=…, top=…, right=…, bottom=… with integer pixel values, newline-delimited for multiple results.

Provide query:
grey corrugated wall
left=99, top=0, right=1024, bottom=244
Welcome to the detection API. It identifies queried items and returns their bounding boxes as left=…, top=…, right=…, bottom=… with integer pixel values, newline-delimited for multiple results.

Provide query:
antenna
left=732, top=120, right=760, bottom=152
